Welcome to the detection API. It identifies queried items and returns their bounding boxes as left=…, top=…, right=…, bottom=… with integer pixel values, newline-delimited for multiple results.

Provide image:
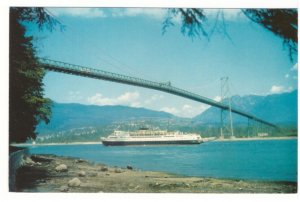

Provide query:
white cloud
left=182, top=104, right=193, bottom=111
left=112, top=8, right=167, bottom=20
left=160, top=107, right=179, bottom=114
left=291, top=63, right=298, bottom=71
left=87, top=91, right=140, bottom=106
left=270, top=85, right=293, bottom=94
left=161, top=104, right=209, bottom=118
left=117, top=92, right=139, bottom=102
left=204, top=9, right=247, bottom=21
left=87, top=91, right=210, bottom=118
left=144, top=94, right=164, bottom=104
left=47, top=8, right=168, bottom=20
left=46, top=8, right=248, bottom=23
left=284, top=63, right=297, bottom=80
left=47, top=8, right=106, bottom=18
left=270, top=85, right=284, bottom=93
left=183, top=104, right=209, bottom=117
left=181, top=104, right=207, bottom=117
left=130, top=102, right=141, bottom=108
left=213, top=96, right=222, bottom=102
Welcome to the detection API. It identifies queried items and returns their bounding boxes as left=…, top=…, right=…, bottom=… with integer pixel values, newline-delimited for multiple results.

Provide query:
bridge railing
left=38, top=58, right=277, bottom=128
left=39, top=58, right=161, bottom=86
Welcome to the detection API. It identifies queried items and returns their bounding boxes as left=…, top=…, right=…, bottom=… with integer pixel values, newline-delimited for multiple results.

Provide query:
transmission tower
left=220, top=77, right=234, bottom=139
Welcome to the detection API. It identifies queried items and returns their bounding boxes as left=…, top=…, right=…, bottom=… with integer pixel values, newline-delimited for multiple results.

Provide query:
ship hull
left=102, top=140, right=202, bottom=146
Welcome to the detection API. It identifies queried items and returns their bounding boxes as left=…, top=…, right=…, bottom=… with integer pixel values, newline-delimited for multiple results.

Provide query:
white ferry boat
left=101, top=128, right=203, bottom=146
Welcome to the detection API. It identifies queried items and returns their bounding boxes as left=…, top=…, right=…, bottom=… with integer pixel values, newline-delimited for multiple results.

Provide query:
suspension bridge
left=38, top=58, right=278, bottom=135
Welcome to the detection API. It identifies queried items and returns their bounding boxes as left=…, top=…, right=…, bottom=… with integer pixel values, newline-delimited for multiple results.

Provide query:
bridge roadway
left=39, top=58, right=277, bottom=128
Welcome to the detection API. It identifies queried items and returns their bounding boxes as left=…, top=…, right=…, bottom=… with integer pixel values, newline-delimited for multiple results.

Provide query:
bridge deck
left=38, top=58, right=277, bottom=128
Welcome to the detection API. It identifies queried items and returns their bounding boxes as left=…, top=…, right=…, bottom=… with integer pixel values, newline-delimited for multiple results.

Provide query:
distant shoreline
left=11, top=141, right=102, bottom=147
left=11, top=136, right=297, bottom=147
left=213, top=136, right=297, bottom=142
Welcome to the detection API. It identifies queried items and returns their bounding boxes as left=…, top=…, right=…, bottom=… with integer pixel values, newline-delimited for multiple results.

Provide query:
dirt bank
left=13, top=154, right=297, bottom=193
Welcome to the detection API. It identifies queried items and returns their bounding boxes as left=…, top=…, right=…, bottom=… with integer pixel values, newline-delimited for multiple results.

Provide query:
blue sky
left=28, top=8, right=298, bottom=118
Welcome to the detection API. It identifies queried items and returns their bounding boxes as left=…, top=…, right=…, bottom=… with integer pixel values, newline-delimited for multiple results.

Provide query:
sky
left=27, top=8, right=298, bottom=118
left=1, top=2, right=298, bottom=202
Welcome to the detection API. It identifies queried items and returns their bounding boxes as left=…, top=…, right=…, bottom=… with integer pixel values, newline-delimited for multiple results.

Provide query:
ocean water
left=28, top=139, right=297, bottom=182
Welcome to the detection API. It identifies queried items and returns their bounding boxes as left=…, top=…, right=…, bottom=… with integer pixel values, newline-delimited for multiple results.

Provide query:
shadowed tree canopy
left=9, top=8, right=59, bottom=143
left=242, top=9, right=297, bottom=60
left=163, top=8, right=297, bottom=61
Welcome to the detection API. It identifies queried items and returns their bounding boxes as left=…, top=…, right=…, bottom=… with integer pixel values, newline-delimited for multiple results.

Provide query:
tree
left=9, top=8, right=59, bottom=143
left=163, top=9, right=297, bottom=60
left=242, top=9, right=297, bottom=61
left=163, top=8, right=208, bottom=38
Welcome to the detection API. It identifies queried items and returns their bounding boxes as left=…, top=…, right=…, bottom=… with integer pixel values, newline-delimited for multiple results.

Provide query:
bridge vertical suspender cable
left=38, top=58, right=278, bottom=129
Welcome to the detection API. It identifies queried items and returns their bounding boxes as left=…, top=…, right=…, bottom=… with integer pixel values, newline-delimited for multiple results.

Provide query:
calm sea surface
left=28, top=139, right=297, bottom=182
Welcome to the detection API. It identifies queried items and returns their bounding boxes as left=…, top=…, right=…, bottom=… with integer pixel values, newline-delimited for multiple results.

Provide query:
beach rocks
left=68, top=178, right=81, bottom=187
left=23, top=156, right=35, bottom=165
left=59, top=185, right=69, bottom=192
left=149, top=182, right=191, bottom=189
left=149, top=182, right=161, bottom=188
left=75, top=159, right=87, bottom=163
left=55, top=164, right=68, bottom=172
left=114, top=168, right=123, bottom=173
left=100, top=166, right=108, bottom=172
left=89, top=172, right=98, bottom=177
left=22, top=156, right=44, bottom=167
left=127, top=165, right=133, bottom=170
left=78, top=171, right=86, bottom=177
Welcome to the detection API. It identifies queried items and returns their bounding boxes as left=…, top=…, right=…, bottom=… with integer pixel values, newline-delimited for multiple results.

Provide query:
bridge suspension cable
left=38, top=58, right=277, bottom=128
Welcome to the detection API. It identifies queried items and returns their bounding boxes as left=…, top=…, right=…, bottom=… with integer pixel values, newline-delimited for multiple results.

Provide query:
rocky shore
left=13, top=154, right=297, bottom=193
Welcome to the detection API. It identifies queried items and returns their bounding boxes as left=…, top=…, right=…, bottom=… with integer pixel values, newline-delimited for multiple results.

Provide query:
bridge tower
left=220, top=77, right=234, bottom=139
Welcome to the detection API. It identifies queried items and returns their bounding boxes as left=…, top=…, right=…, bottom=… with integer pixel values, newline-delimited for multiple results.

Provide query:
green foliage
left=163, top=8, right=208, bottom=39
left=35, top=126, right=112, bottom=144
left=36, top=103, right=174, bottom=134
left=9, top=8, right=58, bottom=143
left=163, top=9, right=298, bottom=60
left=242, top=9, right=297, bottom=61
left=34, top=121, right=297, bottom=144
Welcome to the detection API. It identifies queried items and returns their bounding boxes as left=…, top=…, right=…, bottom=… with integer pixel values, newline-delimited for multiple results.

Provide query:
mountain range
left=37, top=90, right=297, bottom=134
left=194, top=90, right=297, bottom=125
left=37, top=103, right=174, bottom=134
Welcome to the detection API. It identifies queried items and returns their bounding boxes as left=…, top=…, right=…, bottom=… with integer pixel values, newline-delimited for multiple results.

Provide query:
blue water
left=28, top=139, right=297, bottom=182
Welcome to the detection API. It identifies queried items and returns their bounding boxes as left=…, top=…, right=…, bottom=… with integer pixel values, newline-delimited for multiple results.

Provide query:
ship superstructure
left=101, top=128, right=203, bottom=146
